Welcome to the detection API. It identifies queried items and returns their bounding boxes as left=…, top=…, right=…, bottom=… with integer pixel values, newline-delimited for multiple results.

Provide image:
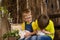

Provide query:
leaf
left=3, top=33, right=8, bottom=39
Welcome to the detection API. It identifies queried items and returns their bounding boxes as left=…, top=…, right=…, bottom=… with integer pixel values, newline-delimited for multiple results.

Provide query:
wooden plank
left=48, top=14, right=60, bottom=18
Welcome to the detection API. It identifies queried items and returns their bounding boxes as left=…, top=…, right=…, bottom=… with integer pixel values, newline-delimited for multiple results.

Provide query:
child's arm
left=30, top=30, right=37, bottom=35
left=24, top=30, right=37, bottom=37
left=42, top=29, right=51, bottom=34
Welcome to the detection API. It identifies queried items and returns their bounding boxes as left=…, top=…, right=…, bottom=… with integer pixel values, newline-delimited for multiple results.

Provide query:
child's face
left=23, top=12, right=32, bottom=22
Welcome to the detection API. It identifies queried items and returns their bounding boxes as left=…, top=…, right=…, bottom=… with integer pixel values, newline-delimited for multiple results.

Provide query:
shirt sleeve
left=49, top=20, right=55, bottom=34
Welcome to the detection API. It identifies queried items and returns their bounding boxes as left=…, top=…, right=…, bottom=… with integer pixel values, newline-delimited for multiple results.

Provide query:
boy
left=19, top=9, right=38, bottom=40
left=37, top=14, right=55, bottom=40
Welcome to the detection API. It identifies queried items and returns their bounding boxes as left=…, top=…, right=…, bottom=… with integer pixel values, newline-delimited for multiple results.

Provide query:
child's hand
left=42, top=29, right=51, bottom=34
left=24, top=32, right=31, bottom=38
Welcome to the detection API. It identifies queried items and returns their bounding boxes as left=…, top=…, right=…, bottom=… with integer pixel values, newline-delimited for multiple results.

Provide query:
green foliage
left=3, top=30, right=20, bottom=40
left=0, top=7, right=8, bottom=14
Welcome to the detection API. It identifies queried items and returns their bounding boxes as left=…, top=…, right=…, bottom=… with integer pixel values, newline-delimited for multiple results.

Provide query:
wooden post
left=0, top=11, right=2, bottom=40
left=26, top=0, right=29, bottom=8
left=17, top=0, right=19, bottom=24
left=47, top=0, right=52, bottom=14
left=56, top=0, right=60, bottom=25
left=41, top=0, right=47, bottom=14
